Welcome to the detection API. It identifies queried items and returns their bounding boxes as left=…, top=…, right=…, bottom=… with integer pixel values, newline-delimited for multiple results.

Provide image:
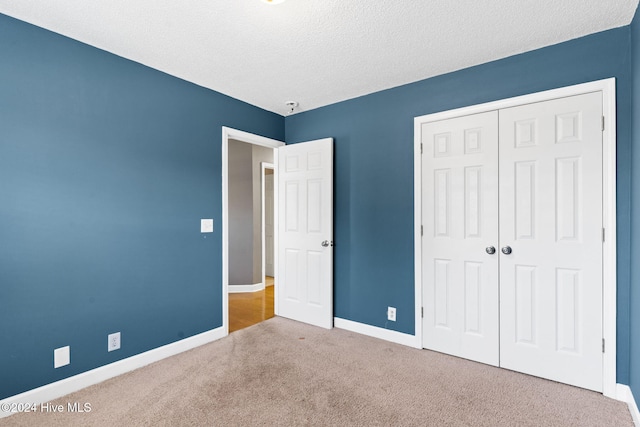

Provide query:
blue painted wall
left=0, top=13, right=283, bottom=399
left=286, top=27, right=633, bottom=384
left=630, top=5, right=640, bottom=401
left=2, top=9, right=639, bottom=399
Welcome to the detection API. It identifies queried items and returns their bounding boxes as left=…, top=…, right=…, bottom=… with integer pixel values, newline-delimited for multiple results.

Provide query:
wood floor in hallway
left=228, top=276, right=274, bottom=333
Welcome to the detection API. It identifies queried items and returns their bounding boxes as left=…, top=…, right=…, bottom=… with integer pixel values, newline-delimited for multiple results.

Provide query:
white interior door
left=277, top=138, right=334, bottom=329
left=498, top=92, right=603, bottom=391
left=265, top=172, right=274, bottom=277
left=420, top=91, right=604, bottom=392
left=422, top=111, right=500, bottom=366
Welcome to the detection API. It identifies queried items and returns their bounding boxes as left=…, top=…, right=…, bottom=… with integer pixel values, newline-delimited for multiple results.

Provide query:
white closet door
left=422, top=111, right=500, bottom=366
left=498, top=92, right=603, bottom=391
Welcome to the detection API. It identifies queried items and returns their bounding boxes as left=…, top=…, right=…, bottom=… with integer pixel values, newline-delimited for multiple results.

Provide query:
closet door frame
left=413, top=78, right=617, bottom=398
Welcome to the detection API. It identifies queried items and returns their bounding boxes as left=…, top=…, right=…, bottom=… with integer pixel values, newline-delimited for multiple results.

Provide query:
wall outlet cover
left=108, top=332, right=121, bottom=352
left=387, top=307, right=396, bottom=322
left=54, top=346, right=70, bottom=368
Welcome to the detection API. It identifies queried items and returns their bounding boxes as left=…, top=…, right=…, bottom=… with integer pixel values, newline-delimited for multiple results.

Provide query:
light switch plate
left=201, top=219, right=213, bottom=233
left=54, top=346, right=70, bottom=368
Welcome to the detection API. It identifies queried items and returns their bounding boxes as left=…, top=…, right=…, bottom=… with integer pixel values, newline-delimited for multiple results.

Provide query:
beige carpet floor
left=1, top=317, right=633, bottom=426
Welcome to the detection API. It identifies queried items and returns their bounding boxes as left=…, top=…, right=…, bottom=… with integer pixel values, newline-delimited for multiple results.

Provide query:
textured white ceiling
left=0, top=1, right=638, bottom=115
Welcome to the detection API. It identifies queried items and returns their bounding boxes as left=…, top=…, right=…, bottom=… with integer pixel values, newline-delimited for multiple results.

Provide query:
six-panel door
left=498, top=92, right=603, bottom=391
left=278, top=138, right=334, bottom=330
left=421, top=92, right=604, bottom=392
left=422, top=111, right=500, bottom=366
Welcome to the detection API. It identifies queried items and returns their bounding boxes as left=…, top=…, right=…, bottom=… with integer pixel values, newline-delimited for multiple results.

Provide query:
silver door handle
left=486, top=246, right=496, bottom=255
left=501, top=246, right=512, bottom=255
left=321, top=240, right=330, bottom=247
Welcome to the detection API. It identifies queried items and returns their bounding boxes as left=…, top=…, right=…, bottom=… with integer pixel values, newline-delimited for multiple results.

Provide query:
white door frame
left=413, top=78, right=617, bottom=398
left=222, top=127, right=284, bottom=335
left=261, top=162, right=275, bottom=282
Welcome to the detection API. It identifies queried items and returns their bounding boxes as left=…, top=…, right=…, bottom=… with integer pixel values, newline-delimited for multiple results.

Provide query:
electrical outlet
left=54, top=346, right=70, bottom=368
left=387, top=306, right=396, bottom=322
left=108, top=332, right=121, bottom=352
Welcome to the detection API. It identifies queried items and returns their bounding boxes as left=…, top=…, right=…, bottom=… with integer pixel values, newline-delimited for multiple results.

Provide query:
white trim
left=273, top=145, right=281, bottom=315
left=414, top=78, right=617, bottom=397
left=228, top=282, right=265, bottom=293
left=261, top=162, right=275, bottom=282
left=413, top=115, right=423, bottom=350
left=617, top=384, right=640, bottom=426
left=222, top=127, right=284, bottom=333
left=0, top=327, right=225, bottom=419
left=334, top=318, right=420, bottom=348
left=601, top=79, right=618, bottom=399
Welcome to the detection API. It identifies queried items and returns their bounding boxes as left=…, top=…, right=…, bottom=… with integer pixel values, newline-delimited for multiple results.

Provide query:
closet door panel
left=498, top=92, right=603, bottom=392
left=421, top=111, right=499, bottom=366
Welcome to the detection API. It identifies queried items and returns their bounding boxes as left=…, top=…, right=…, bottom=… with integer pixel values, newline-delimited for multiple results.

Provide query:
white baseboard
left=228, top=282, right=264, bottom=293
left=334, top=317, right=420, bottom=348
left=617, top=384, right=640, bottom=426
left=0, top=326, right=226, bottom=419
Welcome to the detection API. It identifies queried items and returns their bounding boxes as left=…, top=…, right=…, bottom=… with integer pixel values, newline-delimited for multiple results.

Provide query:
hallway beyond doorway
left=229, top=277, right=274, bottom=332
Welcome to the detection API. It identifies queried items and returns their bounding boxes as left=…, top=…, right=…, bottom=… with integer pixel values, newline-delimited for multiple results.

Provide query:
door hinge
left=421, top=225, right=423, bottom=236
left=420, top=143, right=423, bottom=154
left=602, top=228, right=605, bottom=242
left=602, top=338, right=605, bottom=353
left=421, top=307, right=424, bottom=318
left=602, top=116, right=605, bottom=132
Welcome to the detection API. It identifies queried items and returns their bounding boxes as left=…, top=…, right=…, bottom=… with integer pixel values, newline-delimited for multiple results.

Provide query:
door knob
left=321, top=240, right=330, bottom=247
left=485, top=246, right=496, bottom=255
left=501, top=246, right=512, bottom=255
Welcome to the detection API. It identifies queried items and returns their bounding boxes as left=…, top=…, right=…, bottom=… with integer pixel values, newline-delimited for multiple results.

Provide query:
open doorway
left=223, top=127, right=334, bottom=332
left=222, top=127, right=284, bottom=334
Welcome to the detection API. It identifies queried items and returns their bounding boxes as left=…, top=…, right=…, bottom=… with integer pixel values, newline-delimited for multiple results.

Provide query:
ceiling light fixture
left=285, top=101, right=299, bottom=114
left=261, top=0, right=286, bottom=4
